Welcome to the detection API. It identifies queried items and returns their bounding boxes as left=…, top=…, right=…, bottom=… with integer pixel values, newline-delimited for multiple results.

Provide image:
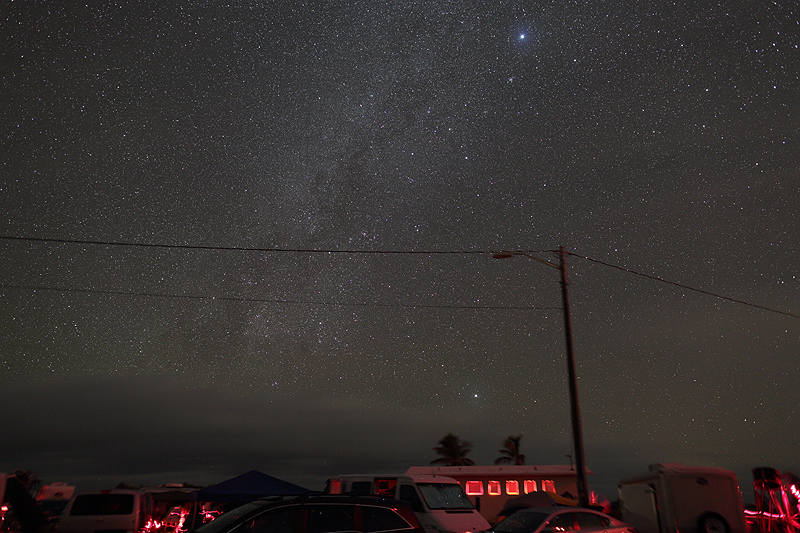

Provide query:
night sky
left=2, top=1, right=799, bottom=502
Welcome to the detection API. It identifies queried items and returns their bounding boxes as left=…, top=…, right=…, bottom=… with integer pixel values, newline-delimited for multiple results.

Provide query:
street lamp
left=493, top=246, right=589, bottom=507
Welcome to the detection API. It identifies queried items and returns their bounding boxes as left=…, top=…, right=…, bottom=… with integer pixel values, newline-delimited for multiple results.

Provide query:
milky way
left=2, top=1, right=799, bottom=497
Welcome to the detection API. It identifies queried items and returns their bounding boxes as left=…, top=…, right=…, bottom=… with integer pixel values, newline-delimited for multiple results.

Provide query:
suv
left=192, top=494, right=425, bottom=533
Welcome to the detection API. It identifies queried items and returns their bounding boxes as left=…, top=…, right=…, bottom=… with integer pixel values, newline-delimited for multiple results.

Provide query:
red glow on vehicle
left=329, top=480, right=342, bottom=494
left=488, top=481, right=501, bottom=496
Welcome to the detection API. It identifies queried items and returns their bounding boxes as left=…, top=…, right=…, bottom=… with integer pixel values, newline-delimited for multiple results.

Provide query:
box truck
left=618, top=463, right=747, bottom=533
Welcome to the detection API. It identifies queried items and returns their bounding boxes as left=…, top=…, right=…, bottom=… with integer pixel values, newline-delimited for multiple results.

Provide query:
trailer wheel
left=697, top=513, right=730, bottom=533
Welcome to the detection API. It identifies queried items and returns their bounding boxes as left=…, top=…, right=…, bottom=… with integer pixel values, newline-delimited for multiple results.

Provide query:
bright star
left=508, top=25, right=536, bottom=51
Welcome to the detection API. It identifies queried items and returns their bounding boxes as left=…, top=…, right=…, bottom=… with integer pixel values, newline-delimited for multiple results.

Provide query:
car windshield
left=493, top=511, right=550, bottom=533
left=193, top=501, right=266, bottom=533
left=69, top=494, right=135, bottom=516
left=416, top=483, right=476, bottom=510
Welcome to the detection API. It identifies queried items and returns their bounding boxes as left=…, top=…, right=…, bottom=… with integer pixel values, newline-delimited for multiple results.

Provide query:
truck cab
left=326, top=474, right=490, bottom=533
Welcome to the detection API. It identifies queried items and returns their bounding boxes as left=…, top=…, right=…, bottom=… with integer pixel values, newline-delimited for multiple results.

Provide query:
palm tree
left=494, top=434, right=525, bottom=465
left=431, top=433, right=475, bottom=466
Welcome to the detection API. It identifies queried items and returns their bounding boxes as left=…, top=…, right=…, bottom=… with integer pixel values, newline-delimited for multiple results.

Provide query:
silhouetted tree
left=431, top=433, right=475, bottom=466
left=494, top=434, right=525, bottom=465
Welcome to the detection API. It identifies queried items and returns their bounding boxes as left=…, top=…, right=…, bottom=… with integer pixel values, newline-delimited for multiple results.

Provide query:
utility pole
left=493, top=247, right=590, bottom=507
left=559, top=246, right=589, bottom=507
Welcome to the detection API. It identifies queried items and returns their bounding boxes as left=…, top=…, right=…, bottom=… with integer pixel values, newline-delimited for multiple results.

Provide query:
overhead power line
left=0, top=283, right=558, bottom=311
left=0, top=234, right=544, bottom=256
left=566, top=251, right=800, bottom=320
left=1, top=234, right=797, bottom=319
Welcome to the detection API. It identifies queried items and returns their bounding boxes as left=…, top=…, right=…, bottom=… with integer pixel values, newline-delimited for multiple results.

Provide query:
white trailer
left=618, top=464, right=747, bottom=533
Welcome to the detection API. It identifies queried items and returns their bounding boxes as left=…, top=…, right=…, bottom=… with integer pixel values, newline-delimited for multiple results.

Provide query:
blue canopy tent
left=186, top=470, right=309, bottom=531
left=194, top=470, right=309, bottom=503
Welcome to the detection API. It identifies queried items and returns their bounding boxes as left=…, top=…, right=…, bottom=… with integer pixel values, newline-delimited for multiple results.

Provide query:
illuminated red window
left=488, top=481, right=501, bottom=496
left=329, top=480, right=342, bottom=494
left=542, top=480, right=555, bottom=492
left=466, top=481, right=484, bottom=496
left=375, top=479, right=397, bottom=496
left=506, top=480, right=520, bottom=495
left=524, top=480, right=538, bottom=494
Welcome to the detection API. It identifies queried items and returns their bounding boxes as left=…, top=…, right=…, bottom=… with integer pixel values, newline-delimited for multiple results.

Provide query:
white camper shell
left=618, top=464, right=747, bottom=533
left=325, top=474, right=491, bottom=533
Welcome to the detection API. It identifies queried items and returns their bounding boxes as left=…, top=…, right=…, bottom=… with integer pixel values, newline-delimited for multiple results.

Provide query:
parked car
left=59, top=489, right=155, bottom=533
left=192, top=494, right=425, bottom=533
left=490, top=506, right=637, bottom=533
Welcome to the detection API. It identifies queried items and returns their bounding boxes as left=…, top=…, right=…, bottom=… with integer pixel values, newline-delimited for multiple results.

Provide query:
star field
left=2, top=0, right=800, bottom=497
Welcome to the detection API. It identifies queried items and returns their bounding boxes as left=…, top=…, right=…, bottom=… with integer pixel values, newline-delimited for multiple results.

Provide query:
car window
left=69, top=494, right=135, bottom=515
left=574, top=513, right=609, bottom=531
left=361, top=506, right=413, bottom=533
left=495, top=511, right=550, bottom=533
left=195, top=501, right=268, bottom=533
left=416, top=484, right=475, bottom=510
left=350, top=482, right=373, bottom=495
left=546, top=513, right=575, bottom=532
left=397, top=486, right=424, bottom=513
left=304, top=505, right=355, bottom=533
left=237, top=507, right=296, bottom=533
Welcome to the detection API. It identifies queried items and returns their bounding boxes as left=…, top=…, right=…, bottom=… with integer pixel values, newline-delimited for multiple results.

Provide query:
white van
left=325, top=474, right=490, bottom=533
left=618, top=464, right=747, bottom=533
left=59, top=489, right=155, bottom=533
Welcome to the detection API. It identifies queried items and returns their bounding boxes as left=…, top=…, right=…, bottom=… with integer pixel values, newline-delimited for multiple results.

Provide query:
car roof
left=72, top=489, right=143, bottom=496
left=218, top=493, right=422, bottom=528
left=332, top=474, right=460, bottom=484
left=512, top=506, right=601, bottom=515
left=256, top=493, right=413, bottom=505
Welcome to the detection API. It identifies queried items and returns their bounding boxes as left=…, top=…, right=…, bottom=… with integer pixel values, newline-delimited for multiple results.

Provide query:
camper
left=618, top=464, right=747, bottom=533
left=59, top=489, right=156, bottom=533
left=325, top=474, right=491, bottom=533
left=405, top=465, right=586, bottom=521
